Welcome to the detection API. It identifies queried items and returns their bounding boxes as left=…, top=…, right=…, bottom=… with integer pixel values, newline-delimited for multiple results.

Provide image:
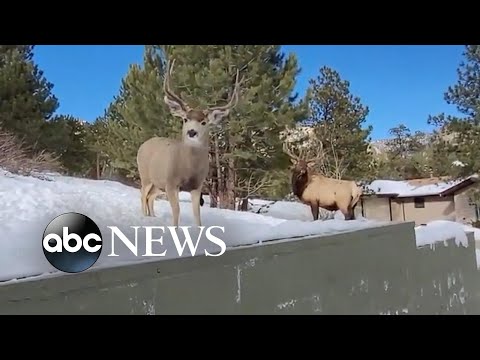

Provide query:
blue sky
left=33, top=45, right=465, bottom=140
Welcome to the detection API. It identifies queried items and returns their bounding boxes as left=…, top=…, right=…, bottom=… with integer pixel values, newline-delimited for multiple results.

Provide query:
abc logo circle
left=42, top=212, right=103, bottom=273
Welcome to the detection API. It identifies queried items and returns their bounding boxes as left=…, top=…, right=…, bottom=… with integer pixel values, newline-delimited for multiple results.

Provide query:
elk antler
left=282, top=141, right=302, bottom=161
left=305, top=140, right=324, bottom=163
left=163, top=58, right=190, bottom=112
left=208, top=69, right=244, bottom=112
left=283, top=140, right=324, bottom=164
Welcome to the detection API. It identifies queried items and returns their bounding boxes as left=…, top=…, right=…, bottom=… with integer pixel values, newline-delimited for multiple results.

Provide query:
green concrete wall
left=0, top=221, right=478, bottom=315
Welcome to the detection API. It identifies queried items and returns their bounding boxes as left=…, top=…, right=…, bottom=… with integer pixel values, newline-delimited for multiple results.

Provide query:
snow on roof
left=366, top=174, right=479, bottom=198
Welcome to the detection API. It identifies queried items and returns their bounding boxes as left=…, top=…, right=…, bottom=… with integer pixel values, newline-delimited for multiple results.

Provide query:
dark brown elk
left=283, top=142, right=362, bottom=221
left=136, top=58, right=243, bottom=227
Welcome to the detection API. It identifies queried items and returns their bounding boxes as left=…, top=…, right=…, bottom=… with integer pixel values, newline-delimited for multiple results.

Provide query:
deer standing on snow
left=282, top=141, right=362, bottom=221
left=136, top=59, right=243, bottom=227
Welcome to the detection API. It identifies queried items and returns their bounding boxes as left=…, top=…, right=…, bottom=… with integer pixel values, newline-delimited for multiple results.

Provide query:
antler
left=305, top=140, right=324, bottom=163
left=282, top=140, right=324, bottom=164
left=163, top=58, right=190, bottom=112
left=208, top=69, right=244, bottom=112
left=282, top=141, right=302, bottom=161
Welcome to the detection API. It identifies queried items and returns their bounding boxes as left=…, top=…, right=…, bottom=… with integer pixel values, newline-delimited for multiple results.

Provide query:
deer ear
left=307, top=161, right=316, bottom=168
left=164, top=95, right=187, bottom=119
left=290, top=158, right=297, bottom=165
left=207, top=109, right=230, bottom=125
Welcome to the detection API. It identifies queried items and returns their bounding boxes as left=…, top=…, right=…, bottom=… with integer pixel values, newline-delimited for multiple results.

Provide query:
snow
left=248, top=199, right=336, bottom=221
left=0, top=169, right=384, bottom=283
left=415, top=220, right=470, bottom=247
left=367, top=174, right=479, bottom=198
left=415, top=220, right=480, bottom=269
left=1, top=169, right=479, bottom=284
left=452, top=160, right=466, bottom=167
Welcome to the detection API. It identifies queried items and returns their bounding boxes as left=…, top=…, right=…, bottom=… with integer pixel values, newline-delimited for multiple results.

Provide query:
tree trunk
left=208, top=172, right=218, bottom=208
left=96, top=152, right=100, bottom=180
left=239, top=197, right=249, bottom=211
left=226, top=147, right=236, bottom=210
left=214, top=133, right=228, bottom=208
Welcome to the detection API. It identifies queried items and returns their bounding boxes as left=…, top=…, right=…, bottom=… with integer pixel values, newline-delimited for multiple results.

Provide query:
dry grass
left=0, top=130, right=63, bottom=176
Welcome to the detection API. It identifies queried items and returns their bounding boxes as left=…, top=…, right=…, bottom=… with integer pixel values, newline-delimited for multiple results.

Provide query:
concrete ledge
left=0, top=221, right=478, bottom=315
left=465, top=231, right=475, bottom=243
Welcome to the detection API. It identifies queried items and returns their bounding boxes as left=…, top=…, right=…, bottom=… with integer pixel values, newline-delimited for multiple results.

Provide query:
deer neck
left=180, top=136, right=209, bottom=166
left=291, top=170, right=310, bottom=199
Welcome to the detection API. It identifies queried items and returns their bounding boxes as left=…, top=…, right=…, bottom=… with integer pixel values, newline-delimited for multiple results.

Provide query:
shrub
left=0, top=130, right=63, bottom=176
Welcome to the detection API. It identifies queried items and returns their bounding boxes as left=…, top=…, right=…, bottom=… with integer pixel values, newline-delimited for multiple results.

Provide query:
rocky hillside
left=283, top=125, right=436, bottom=155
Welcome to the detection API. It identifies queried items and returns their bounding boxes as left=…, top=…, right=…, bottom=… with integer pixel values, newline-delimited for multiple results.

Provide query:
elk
left=136, top=58, right=242, bottom=227
left=282, top=141, right=362, bottom=221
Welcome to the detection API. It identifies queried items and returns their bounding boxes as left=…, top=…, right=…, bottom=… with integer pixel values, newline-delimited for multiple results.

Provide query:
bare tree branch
left=0, top=130, right=63, bottom=176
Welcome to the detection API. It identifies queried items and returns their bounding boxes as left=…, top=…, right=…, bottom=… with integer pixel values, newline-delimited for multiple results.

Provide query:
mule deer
left=136, top=59, right=243, bottom=227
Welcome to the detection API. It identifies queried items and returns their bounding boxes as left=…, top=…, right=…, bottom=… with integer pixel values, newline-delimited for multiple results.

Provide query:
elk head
left=163, top=58, right=243, bottom=147
left=282, top=141, right=323, bottom=177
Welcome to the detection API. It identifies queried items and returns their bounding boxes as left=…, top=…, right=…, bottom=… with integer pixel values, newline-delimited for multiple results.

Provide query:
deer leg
left=346, top=205, right=355, bottom=220
left=141, top=183, right=153, bottom=216
left=140, top=186, right=146, bottom=215
left=310, top=202, right=319, bottom=221
left=166, top=184, right=180, bottom=227
left=339, top=206, right=352, bottom=220
left=191, top=188, right=202, bottom=227
left=147, top=186, right=159, bottom=217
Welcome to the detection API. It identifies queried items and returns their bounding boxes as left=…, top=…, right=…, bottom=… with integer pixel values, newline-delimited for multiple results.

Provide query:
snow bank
left=414, top=220, right=470, bottom=247
left=2, top=168, right=476, bottom=284
left=415, top=220, right=480, bottom=269
left=0, top=170, right=385, bottom=282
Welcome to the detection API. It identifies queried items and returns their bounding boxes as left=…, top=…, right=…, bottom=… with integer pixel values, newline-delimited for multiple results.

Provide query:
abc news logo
left=42, top=212, right=228, bottom=274
left=42, top=212, right=103, bottom=273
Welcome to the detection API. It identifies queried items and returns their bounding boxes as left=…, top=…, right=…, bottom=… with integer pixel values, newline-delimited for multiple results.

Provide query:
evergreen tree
left=305, top=66, right=373, bottom=180
left=86, top=115, right=112, bottom=179
left=387, top=124, right=426, bottom=159
left=0, top=45, right=59, bottom=149
left=372, top=124, right=437, bottom=180
left=425, top=45, right=480, bottom=214
left=96, top=46, right=177, bottom=179
left=95, top=45, right=307, bottom=207
left=427, top=45, right=480, bottom=179
left=39, top=115, right=96, bottom=175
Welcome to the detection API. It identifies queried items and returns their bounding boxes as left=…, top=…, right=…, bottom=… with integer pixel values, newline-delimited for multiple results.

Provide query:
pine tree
left=96, top=46, right=177, bottom=179
left=95, top=45, right=307, bottom=207
left=427, top=45, right=480, bottom=179
left=305, top=66, right=373, bottom=180
left=387, top=124, right=426, bottom=159
left=85, top=115, right=111, bottom=179
left=372, top=124, right=435, bottom=180
left=0, top=45, right=59, bottom=149
left=38, top=115, right=96, bottom=175
left=426, top=45, right=480, bottom=214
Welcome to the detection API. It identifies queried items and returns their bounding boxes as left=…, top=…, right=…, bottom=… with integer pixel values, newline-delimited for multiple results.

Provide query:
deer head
left=163, top=58, right=243, bottom=147
left=282, top=141, right=324, bottom=176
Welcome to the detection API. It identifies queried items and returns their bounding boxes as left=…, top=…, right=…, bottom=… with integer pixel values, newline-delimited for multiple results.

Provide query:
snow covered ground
left=0, top=169, right=479, bottom=284
left=0, top=170, right=384, bottom=283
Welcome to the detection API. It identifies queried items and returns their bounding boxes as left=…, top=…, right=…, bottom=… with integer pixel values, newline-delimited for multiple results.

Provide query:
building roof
left=365, top=174, right=479, bottom=198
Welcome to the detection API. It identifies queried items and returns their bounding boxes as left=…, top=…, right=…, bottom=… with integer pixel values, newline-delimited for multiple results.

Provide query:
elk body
left=136, top=59, right=242, bottom=227
left=283, top=142, right=362, bottom=221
